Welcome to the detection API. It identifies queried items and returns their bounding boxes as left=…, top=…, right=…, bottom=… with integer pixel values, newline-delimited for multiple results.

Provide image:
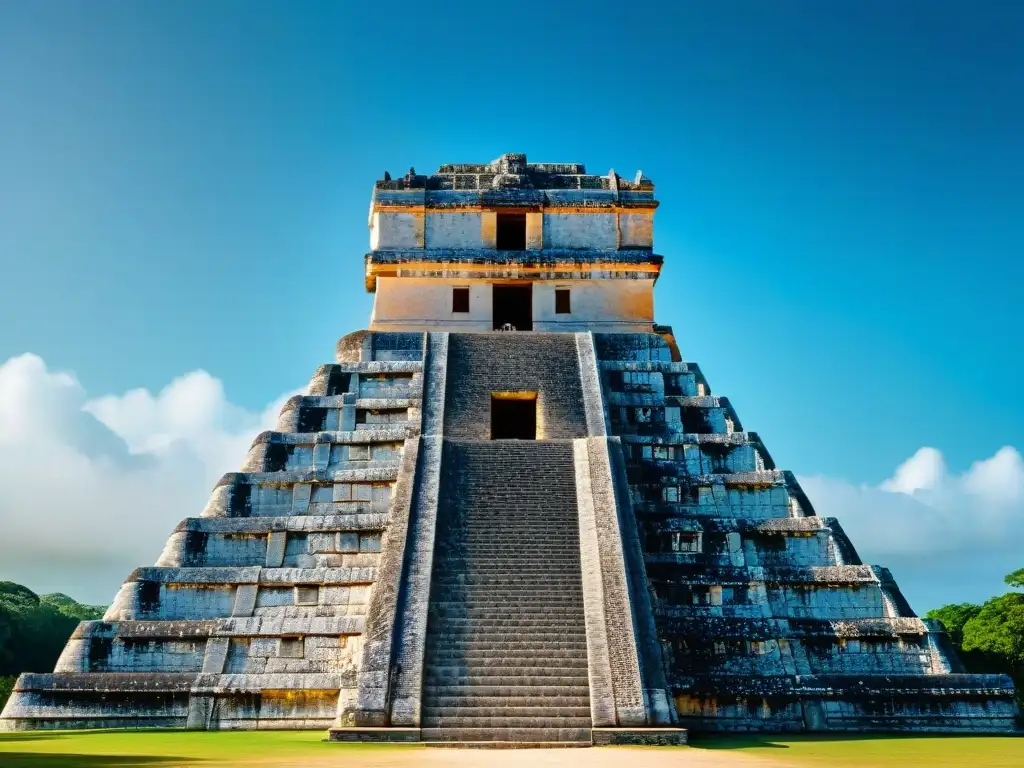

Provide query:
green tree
left=929, top=569, right=1024, bottom=706
left=961, top=592, right=1024, bottom=674
left=39, top=593, right=104, bottom=622
left=1004, top=568, right=1024, bottom=589
left=0, top=582, right=104, bottom=677
left=925, top=602, right=982, bottom=646
left=0, top=675, right=15, bottom=711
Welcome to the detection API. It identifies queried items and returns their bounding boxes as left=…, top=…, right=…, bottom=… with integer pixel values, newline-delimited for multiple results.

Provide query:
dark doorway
left=491, top=395, right=537, bottom=439
left=496, top=213, right=527, bottom=250
left=493, top=284, right=533, bottom=330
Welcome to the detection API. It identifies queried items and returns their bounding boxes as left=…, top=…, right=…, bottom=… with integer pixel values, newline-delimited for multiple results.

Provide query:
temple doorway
left=492, top=284, right=533, bottom=330
left=490, top=393, right=537, bottom=439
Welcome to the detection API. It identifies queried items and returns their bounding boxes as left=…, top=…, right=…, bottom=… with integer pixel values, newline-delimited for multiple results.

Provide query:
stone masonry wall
left=0, top=332, right=430, bottom=732
left=442, top=333, right=588, bottom=439
left=594, top=331, right=1019, bottom=733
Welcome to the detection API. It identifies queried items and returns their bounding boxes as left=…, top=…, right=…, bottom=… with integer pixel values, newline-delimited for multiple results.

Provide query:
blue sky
left=0, top=1, right=1021, bottom=608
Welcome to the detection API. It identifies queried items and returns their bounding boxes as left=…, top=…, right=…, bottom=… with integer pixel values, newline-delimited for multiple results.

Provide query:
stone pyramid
left=2, top=154, right=1017, bottom=744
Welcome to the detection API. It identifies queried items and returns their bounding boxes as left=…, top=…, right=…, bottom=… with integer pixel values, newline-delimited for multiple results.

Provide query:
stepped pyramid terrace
left=1, top=153, right=1018, bottom=745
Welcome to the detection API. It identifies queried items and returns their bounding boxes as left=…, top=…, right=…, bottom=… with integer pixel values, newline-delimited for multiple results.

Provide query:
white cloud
left=0, top=354, right=299, bottom=604
left=799, top=445, right=1024, bottom=610
left=879, top=446, right=946, bottom=494
left=802, top=445, right=1024, bottom=557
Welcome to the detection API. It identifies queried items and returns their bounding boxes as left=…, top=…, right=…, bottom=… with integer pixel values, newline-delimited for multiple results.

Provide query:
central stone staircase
left=421, top=440, right=593, bottom=745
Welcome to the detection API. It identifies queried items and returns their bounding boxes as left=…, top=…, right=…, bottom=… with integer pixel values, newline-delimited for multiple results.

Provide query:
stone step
left=442, top=539, right=580, bottom=546
left=429, top=604, right=586, bottom=614
left=433, top=574, right=581, bottom=582
left=433, top=576, right=582, bottom=583
left=421, top=715, right=593, bottom=728
left=420, top=726, right=592, bottom=744
left=423, top=674, right=590, bottom=687
left=426, top=648, right=588, bottom=662
left=431, top=581, right=584, bottom=591
left=427, top=624, right=587, bottom=635
left=435, top=548, right=581, bottom=556
left=428, top=610, right=586, bottom=623
left=425, top=589, right=585, bottom=602
left=440, top=529, right=579, bottom=535
left=429, top=599, right=584, bottom=610
left=425, top=662, right=589, bottom=676
left=423, top=705, right=592, bottom=719
left=427, top=639, right=589, bottom=653
left=429, top=620, right=586, bottom=630
left=435, top=562, right=580, bottom=569
left=425, top=695, right=591, bottom=709
left=423, top=684, right=592, bottom=698
left=429, top=606, right=585, bottom=617
left=434, top=555, right=581, bottom=562
left=429, top=620, right=585, bottom=630
left=424, top=657, right=589, bottom=671
left=431, top=574, right=584, bottom=584
left=428, top=602, right=586, bottom=612
left=434, top=561, right=581, bottom=568
left=439, top=540, right=581, bottom=547
left=438, top=539, right=579, bottom=544
left=425, top=649, right=589, bottom=660
left=435, top=569, right=580, bottom=574
left=446, top=520, right=577, bottom=527
left=427, top=621, right=588, bottom=633
left=428, top=635, right=588, bottom=648
left=432, top=582, right=584, bottom=589
left=424, top=741, right=590, bottom=749
left=442, top=530, right=579, bottom=537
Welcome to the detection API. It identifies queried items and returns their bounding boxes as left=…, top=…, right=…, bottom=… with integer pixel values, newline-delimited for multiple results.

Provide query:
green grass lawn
left=0, top=730, right=410, bottom=767
left=690, top=733, right=1024, bottom=768
left=1, top=729, right=1021, bottom=768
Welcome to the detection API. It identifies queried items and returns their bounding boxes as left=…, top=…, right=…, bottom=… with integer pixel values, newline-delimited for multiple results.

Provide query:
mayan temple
left=2, top=153, right=1017, bottom=745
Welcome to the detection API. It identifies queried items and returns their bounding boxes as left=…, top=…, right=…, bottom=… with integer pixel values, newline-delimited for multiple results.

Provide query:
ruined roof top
left=374, top=152, right=654, bottom=193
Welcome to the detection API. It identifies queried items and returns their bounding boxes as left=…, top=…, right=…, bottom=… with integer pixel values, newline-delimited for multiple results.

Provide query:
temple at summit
left=1, top=153, right=1018, bottom=744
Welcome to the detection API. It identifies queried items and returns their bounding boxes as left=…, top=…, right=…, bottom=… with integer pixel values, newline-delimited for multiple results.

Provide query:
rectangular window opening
left=490, top=393, right=537, bottom=440
left=555, top=288, right=571, bottom=314
left=452, top=287, right=470, bottom=313
left=496, top=213, right=527, bottom=250
left=294, top=585, right=319, bottom=605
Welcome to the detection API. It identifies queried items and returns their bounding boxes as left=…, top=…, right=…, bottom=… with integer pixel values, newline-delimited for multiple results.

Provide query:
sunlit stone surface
left=2, top=154, right=1017, bottom=742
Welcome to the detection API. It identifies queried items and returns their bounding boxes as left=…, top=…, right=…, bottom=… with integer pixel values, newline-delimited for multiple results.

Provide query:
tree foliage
left=1004, top=568, right=1024, bottom=589
left=924, top=602, right=982, bottom=646
left=0, top=676, right=15, bottom=711
left=0, top=581, right=104, bottom=677
left=927, top=570, right=1024, bottom=703
left=962, top=593, right=1024, bottom=668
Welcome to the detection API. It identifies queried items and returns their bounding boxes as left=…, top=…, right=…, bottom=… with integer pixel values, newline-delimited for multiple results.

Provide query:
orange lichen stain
left=491, top=391, right=538, bottom=400
left=261, top=689, right=338, bottom=702
left=165, top=584, right=225, bottom=591
left=675, top=693, right=718, bottom=716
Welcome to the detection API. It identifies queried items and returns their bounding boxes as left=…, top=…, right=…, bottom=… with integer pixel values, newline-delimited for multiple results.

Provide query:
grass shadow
left=686, top=733, right=792, bottom=749
left=0, top=754, right=186, bottom=768
left=0, top=730, right=185, bottom=744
